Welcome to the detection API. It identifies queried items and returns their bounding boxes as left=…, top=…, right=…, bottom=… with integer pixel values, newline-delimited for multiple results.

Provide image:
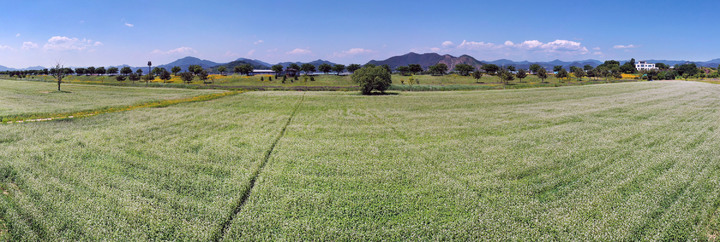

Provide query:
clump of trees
left=352, top=66, right=392, bottom=95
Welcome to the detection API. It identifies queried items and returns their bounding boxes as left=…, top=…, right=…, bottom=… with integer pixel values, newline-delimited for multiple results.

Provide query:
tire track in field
left=364, top=109, right=486, bottom=197
left=212, top=93, right=305, bottom=241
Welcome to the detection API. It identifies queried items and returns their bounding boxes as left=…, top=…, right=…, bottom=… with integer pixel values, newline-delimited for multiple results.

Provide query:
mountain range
left=2, top=54, right=720, bottom=72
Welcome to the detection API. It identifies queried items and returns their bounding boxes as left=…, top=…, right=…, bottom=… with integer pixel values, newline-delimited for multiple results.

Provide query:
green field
left=0, top=79, right=222, bottom=118
left=2, top=80, right=720, bottom=240
left=5, top=73, right=633, bottom=91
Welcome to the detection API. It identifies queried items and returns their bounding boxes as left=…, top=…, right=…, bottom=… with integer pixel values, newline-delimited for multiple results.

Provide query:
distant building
left=251, top=70, right=276, bottom=75
left=635, top=61, right=657, bottom=71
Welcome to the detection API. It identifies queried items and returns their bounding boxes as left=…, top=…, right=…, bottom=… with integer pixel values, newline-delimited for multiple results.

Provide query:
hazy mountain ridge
left=2, top=55, right=719, bottom=72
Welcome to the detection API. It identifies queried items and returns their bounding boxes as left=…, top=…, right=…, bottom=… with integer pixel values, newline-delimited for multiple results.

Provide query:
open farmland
left=0, top=79, right=222, bottom=119
left=1, top=80, right=720, bottom=240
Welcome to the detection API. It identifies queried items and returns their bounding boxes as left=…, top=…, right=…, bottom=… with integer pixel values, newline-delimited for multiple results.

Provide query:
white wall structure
left=635, top=61, right=657, bottom=71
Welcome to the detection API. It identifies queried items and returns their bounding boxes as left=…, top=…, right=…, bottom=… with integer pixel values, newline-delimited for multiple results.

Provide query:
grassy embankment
left=1, top=80, right=720, bottom=240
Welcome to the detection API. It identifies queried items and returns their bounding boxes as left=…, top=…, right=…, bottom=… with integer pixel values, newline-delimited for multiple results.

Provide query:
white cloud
left=503, top=39, right=588, bottom=54
left=593, top=52, right=603, bottom=55
left=593, top=47, right=601, bottom=50
left=287, top=48, right=311, bottom=55
left=151, top=46, right=197, bottom=55
left=43, top=36, right=100, bottom=51
left=254, top=40, right=264, bottom=45
left=441, top=41, right=455, bottom=48
left=125, top=22, right=134, bottom=27
left=457, top=40, right=497, bottom=50
left=247, top=49, right=256, bottom=56
left=613, top=44, right=636, bottom=49
left=430, top=47, right=440, bottom=52
left=15, top=33, right=20, bottom=37
left=0, top=45, right=13, bottom=51
left=22, top=42, right=38, bottom=50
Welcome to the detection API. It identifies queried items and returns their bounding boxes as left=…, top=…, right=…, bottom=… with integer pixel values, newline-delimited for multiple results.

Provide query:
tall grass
left=2, top=81, right=720, bottom=240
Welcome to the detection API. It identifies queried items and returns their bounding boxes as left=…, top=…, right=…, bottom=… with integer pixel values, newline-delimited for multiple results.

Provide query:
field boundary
left=1, top=91, right=243, bottom=124
left=212, top=93, right=306, bottom=241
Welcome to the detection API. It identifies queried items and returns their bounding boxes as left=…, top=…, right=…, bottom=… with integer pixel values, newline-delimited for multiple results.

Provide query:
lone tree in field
left=128, top=73, right=141, bottom=83
left=332, top=64, right=346, bottom=75
left=455, top=64, right=474, bottom=76
left=537, top=68, right=548, bottom=83
left=472, top=68, right=483, bottom=82
left=318, top=63, right=332, bottom=74
left=572, top=67, right=586, bottom=81
left=180, top=72, right=194, bottom=84
left=52, top=63, right=67, bottom=91
left=529, top=64, right=542, bottom=74
left=121, top=66, right=132, bottom=76
left=498, top=68, right=515, bottom=84
left=429, top=63, right=448, bottom=76
left=516, top=69, right=528, bottom=82
left=300, top=63, right=316, bottom=75
left=217, top=66, right=227, bottom=76
left=396, top=66, right=410, bottom=76
left=159, top=70, right=172, bottom=83
left=482, top=64, right=499, bottom=75
left=408, top=64, right=423, bottom=75
left=347, top=64, right=361, bottom=73
left=352, top=66, right=392, bottom=95
left=556, top=68, right=569, bottom=81
left=171, top=66, right=181, bottom=76
left=107, top=67, right=119, bottom=75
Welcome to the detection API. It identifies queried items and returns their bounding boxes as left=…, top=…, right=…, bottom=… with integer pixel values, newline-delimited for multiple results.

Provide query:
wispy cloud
left=151, top=47, right=197, bottom=55
left=254, top=40, right=264, bottom=45
left=43, top=36, right=101, bottom=51
left=15, top=33, right=20, bottom=37
left=441, top=41, right=455, bottom=48
left=22, top=42, right=39, bottom=50
left=124, top=22, right=134, bottom=27
left=613, top=44, right=636, bottom=49
left=333, top=48, right=374, bottom=57
left=0, top=45, right=13, bottom=51
left=287, top=48, right=312, bottom=55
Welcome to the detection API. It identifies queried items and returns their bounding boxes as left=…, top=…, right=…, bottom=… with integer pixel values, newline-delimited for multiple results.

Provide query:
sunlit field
left=3, top=73, right=640, bottom=91
left=0, top=79, right=222, bottom=119
left=1, top=80, right=720, bottom=240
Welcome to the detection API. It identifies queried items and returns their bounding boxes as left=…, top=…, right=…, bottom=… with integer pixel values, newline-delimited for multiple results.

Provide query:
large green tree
left=529, top=64, right=542, bottom=74
left=347, top=64, right=361, bottom=73
left=472, top=68, right=483, bottom=82
left=300, top=63, right=316, bottom=75
left=537, top=68, right=548, bottom=82
left=481, top=64, right=499, bottom=74
left=408, top=64, right=423, bottom=74
left=120, top=66, right=132, bottom=76
left=217, top=66, right=227, bottom=76
left=318, top=63, right=332, bottom=74
left=96, top=67, right=106, bottom=76
left=332, top=64, right=346, bottom=75
left=396, top=66, right=410, bottom=76
left=271, top=64, right=284, bottom=77
left=352, top=66, right=392, bottom=95
left=107, top=67, right=119, bottom=75
left=171, top=66, right=181, bottom=76
left=516, top=69, right=527, bottom=82
left=454, top=64, right=474, bottom=76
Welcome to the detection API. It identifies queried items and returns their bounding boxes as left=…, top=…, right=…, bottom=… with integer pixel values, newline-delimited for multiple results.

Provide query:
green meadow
left=1, top=80, right=720, bottom=240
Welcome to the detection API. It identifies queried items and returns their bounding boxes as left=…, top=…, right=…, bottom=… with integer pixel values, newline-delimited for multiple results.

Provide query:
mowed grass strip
left=226, top=81, right=720, bottom=240
left=0, top=79, right=223, bottom=119
left=0, top=94, right=299, bottom=240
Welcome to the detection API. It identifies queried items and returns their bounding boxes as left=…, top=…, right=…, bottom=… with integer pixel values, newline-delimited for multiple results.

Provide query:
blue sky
left=0, top=0, right=717, bottom=68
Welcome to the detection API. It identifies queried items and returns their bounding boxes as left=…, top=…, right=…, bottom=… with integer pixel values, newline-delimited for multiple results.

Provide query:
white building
left=635, top=61, right=657, bottom=71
